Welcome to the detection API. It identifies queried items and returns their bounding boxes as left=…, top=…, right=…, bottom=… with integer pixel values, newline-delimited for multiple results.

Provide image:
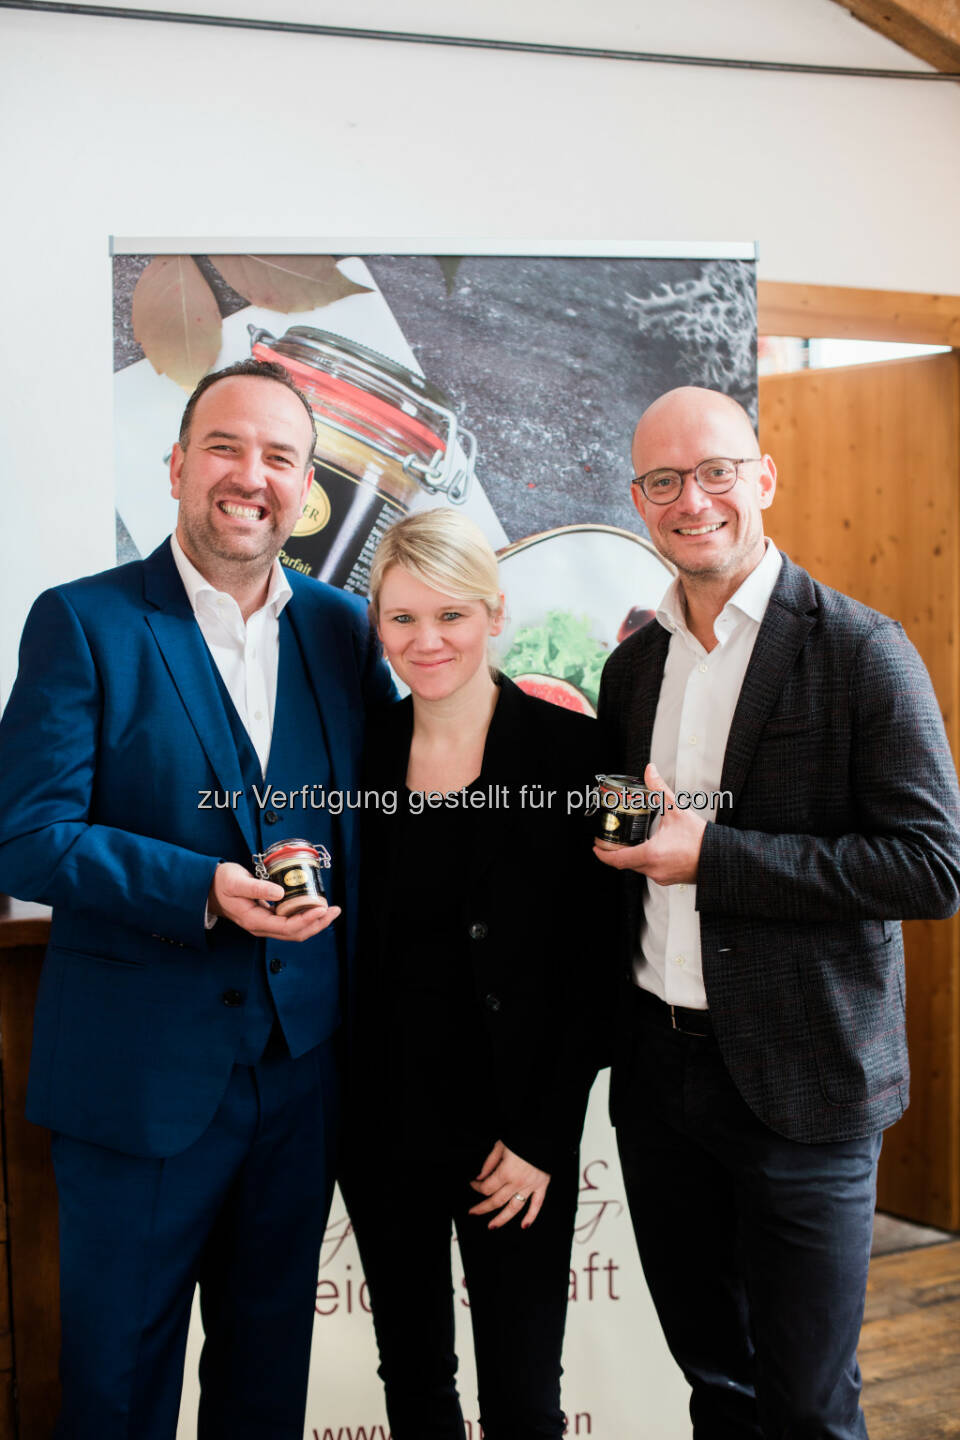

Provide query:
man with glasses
left=595, top=385, right=960, bottom=1437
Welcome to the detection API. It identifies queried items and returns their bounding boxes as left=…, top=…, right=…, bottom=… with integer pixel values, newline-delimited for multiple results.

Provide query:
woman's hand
left=468, top=1140, right=551, bottom=1229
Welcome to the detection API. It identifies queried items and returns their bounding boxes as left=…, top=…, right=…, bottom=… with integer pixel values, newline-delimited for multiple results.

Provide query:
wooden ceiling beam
left=830, top=1, right=960, bottom=74
left=758, top=280, right=960, bottom=345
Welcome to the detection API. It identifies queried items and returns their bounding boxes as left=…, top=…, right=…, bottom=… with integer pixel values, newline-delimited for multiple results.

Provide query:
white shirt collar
left=169, top=532, right=292, bottom=620
left=656, top=539, right=782, bottom=639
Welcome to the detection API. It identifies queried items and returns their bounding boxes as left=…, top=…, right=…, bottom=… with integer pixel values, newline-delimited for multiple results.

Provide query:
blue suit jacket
left=0, top=540, right=395, bottom=1157
left=599, top=554, right=960, bottom=1143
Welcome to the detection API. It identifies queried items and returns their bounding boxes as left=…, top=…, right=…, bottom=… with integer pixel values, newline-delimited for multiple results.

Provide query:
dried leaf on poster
left=208, top=255, right=371, bottom=313
left=132, top=256, right=222, bottom=390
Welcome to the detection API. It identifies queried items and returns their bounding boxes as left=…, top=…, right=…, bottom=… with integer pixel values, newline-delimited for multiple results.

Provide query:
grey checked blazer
left=598, top=553, right=960, bottom=1143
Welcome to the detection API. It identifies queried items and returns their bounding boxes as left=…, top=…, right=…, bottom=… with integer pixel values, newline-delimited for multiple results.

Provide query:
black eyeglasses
left=632, top=457, right=762, bottom=505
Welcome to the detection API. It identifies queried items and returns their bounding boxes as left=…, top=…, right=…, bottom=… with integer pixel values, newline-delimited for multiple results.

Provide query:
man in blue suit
left=0, top=359, right=395, bottom=1439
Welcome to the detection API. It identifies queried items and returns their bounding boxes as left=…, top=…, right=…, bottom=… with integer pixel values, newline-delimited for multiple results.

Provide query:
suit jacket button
left=269, top=958, right=284, bottom=975
left=264, top=810, right=280, bottom=825
left=469, top=922, right=488, bottom=940
left=222, top=989, right=243, bottom=1007
left=484, top=993, right=501, bottom=1012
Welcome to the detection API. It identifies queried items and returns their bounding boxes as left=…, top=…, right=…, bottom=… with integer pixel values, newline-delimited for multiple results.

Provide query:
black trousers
left=345, top=1143, right=580, bottom=1440
left=615, top=993, right=880, bottom=1440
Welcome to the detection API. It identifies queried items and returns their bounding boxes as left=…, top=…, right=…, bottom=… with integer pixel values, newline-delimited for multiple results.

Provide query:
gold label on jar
left=269, top=859, right=327, bottom=913
left=294, top=479, right=332, bottom=537
left=281, top=456, right=407, bottom=592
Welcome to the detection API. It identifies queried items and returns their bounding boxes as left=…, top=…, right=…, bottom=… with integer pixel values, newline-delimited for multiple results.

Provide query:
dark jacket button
left=222, top=989, right=243, bottom=1007
left=484, top=993, right=501, bottom=1012
left=264, top=810, right=280, bottom=825
left=469, top=922, right=488, bottom=940
left=269, top=958, right=285, bottom=975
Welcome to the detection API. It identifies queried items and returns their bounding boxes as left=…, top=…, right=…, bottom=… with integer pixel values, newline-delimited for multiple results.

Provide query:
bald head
left=632, top=387, right=760, bottom=478
left=629, top=385, right=776, bottom=596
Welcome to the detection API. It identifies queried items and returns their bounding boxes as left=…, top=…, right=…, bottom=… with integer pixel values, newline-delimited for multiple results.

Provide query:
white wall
left=2, top=0, right=960, bottom=690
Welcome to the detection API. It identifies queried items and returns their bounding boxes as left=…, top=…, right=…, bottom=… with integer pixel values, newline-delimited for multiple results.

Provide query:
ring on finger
left=512, top=1192, right=526, bottom=1204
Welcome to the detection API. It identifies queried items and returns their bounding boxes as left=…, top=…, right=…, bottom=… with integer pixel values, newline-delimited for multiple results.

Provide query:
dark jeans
left=345, top=1143, right=580, bottom=1440
left=52, top=1037, right=339, bottom=1440
left=616, top=994, right=879, bottom=1440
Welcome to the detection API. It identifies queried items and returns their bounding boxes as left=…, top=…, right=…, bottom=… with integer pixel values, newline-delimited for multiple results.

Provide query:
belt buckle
left=668, top=1003, right=701, bottom=1037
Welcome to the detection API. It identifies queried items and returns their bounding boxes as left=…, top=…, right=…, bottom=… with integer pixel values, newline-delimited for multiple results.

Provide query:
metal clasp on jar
left=402, top=428, right=476, bottom=503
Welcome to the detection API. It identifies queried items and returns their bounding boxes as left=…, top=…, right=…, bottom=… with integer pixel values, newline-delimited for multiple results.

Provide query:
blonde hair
left=368, top=509, right=502, bottom=620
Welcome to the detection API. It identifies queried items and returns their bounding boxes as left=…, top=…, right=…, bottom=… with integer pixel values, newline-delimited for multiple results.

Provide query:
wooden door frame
left=758, top=280, right=960, bottom=347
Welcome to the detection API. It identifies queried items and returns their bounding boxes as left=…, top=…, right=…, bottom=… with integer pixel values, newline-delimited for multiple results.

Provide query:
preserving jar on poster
left=250, top=326, right=475, bottom=593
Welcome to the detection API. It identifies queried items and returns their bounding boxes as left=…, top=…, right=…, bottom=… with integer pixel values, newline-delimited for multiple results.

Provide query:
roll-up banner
left=111, top=240, right=757, bottom=1440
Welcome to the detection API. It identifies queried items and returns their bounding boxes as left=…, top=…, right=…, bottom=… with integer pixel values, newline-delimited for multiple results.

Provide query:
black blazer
left=354, top=676, right=611, bottom=1173
left=599, top=553, right=960, bottom=1144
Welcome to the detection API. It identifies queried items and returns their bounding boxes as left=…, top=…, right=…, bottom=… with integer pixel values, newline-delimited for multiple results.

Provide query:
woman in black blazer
left=344, top=509, right=608, bottom=1440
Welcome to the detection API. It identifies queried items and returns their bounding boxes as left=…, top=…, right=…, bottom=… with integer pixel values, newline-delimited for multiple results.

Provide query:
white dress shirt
left=170, top=533, right=292, bottom=776
left=636, top=541, right=782, bottom=1008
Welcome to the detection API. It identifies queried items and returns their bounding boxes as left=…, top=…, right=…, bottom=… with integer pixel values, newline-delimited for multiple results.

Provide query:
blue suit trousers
left=52, top=1035, right=339, bottom=1440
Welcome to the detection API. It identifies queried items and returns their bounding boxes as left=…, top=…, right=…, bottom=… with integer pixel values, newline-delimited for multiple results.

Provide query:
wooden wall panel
left=760, top=352, right=960, bottom=1229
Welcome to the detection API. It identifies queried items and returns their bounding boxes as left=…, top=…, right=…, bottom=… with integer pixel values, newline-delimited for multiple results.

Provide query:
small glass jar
left=256, top=838, right=330, bottom=916
left=591, top=774, right=654, bottom=850
left=249, top=325, right=475, bottom=594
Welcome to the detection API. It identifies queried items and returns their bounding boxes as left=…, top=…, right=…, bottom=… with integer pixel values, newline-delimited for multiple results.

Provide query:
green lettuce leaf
left=501, top=611, right=609, bottom=706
